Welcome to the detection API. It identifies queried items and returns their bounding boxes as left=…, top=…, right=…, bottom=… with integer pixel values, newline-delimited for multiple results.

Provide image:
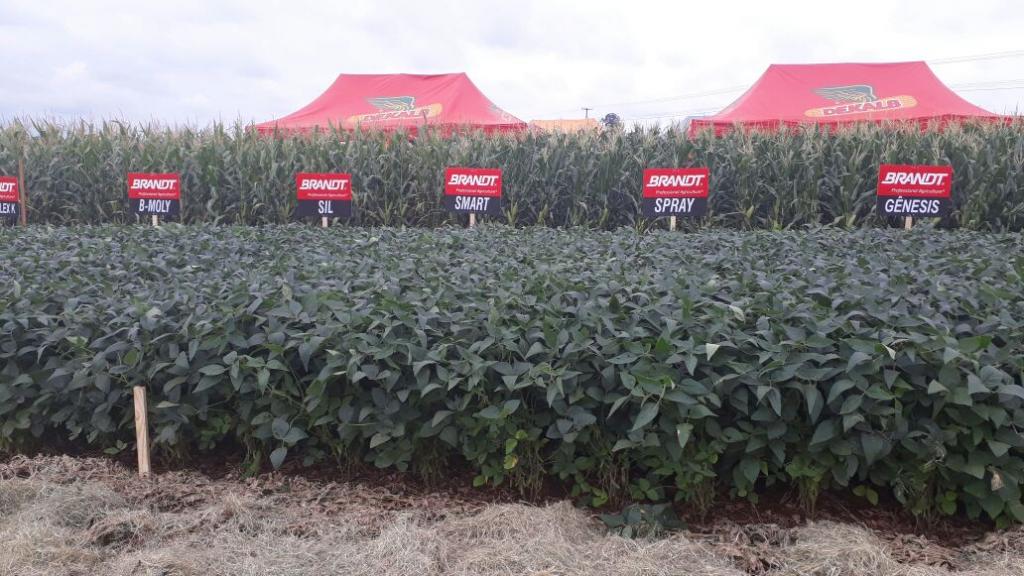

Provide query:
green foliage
left=0, top=119, right=1022, bottom=229
left=600, top=503, right=685, bottom=538
left=2, top=225, right=1024, bottom=523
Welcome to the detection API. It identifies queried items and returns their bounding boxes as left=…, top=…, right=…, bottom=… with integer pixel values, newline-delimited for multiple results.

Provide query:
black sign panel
left=295, top=199, right=352, bottom=218
left=0, top=203, right=17, bottom=224
left=130, top=198, right=181, bottom=217
left=442, top=195, right=502, bottom=215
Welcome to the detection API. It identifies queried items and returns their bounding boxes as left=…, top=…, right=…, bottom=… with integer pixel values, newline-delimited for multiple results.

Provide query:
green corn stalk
left=1, top=118, right=1021, bottom=230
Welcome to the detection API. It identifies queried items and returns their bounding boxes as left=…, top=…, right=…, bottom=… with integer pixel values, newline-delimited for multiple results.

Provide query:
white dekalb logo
left=448, top=173, right=499, bottom=187
left=646, top=174, right=706, bottom=188
left=881, top=171, right=949, bottom=186
left=299, top=179, right=348, bottom=191
left=130, top=178, right=178, bottom=191
left=0, top=182, right=15, bottom=193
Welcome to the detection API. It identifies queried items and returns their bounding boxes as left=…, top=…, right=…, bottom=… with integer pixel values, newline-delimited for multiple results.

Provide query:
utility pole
left=582, top=107, right=593, bottom=119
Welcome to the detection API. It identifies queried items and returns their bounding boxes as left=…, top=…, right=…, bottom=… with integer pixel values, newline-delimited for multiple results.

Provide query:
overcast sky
left=1, top=0, right=1022, bottom=126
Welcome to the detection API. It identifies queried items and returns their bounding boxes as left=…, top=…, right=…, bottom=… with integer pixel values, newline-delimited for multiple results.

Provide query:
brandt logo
left=130, top=179, right=178, bottom=190
left=645, top=174, right=706, bottom=188
left=448, top=174, right=499, bottom=187
left=881, top=171, right=949, bottom=186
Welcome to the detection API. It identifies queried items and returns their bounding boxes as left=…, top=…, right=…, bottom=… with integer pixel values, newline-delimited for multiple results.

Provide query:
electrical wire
left=545, top=49, right=1024, bottom=121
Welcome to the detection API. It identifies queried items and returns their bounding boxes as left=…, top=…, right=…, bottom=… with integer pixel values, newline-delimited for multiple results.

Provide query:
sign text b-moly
left=295, top=173, right=353, bottom=218
left=877, top=164, right=952, bottom=217
left=0, top=176, right=20, bottom=222
left=443, top=167, right=502, bottom=215
left=128, top=173, right=181, bottom=217
left=641, top=168, right=710, bottom=218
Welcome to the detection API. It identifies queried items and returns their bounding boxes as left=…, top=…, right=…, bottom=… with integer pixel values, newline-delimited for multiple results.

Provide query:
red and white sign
left=641, top=168, right=710, bottom=217
left=296, top=173, right=352, bottom=201
left=444, top=167, right=502, bottom=198
left=0, top=176, right=19, bottom=203
left=641, top=168, right=710, bottom=199
left=876, top=164, right=952, bottom=217
left=443, top=167, right=502, bottom=215
left=877, top=164, right=952, bottom=198
left=127, top=173, right=181, bottom=200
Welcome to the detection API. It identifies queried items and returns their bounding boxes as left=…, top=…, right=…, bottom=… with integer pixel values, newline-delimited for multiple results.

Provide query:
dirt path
left=2, top=455, right=1023, bottom=576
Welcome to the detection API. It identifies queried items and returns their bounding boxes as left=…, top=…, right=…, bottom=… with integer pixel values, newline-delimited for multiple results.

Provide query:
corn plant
left=1, top=118, right=1021, bottom=229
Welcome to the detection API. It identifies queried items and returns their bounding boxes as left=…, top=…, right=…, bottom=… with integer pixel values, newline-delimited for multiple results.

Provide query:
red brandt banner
left=127, top=173, right=181, bottom=217
left=0, top=176, right=19, bottom=223
left=443, top=167, right=502, bottom=215
left=641, top=168, right=710, bottom=217
left=876, top=164, right=952, bottom=217
left=295, top=173, right=353, bottom=218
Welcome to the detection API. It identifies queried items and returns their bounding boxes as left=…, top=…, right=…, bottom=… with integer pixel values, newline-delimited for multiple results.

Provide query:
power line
left=584, top=85, right=749, bottom=110
left=929, top=49, right=1024, bottom=65
left=547, top=49, right=1024, bottom=121
left=623, top=107, right=723, bottom=121
left=957, top=85, right=1024, bottom=92
left=626, top=78, right=1024, bottom=122
left=548, top=86, right=747, bottom=119
left=953, top=79, right=1024, bottom=87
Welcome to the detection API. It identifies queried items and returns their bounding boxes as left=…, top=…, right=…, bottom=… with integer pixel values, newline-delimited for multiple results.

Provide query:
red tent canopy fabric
left=255, top=73, right=526, bottom=135
left=688, top=62, right=1001, bottom=135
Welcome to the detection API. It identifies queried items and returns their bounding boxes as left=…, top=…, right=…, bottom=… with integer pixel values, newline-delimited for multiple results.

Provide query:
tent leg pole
left=904, top=216, right=913, bottom=230
left=321, top=216, right=329, bottom=228
left=469, top=213, right=476, bottom=228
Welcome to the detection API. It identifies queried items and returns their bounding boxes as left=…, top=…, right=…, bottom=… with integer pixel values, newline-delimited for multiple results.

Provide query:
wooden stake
left=904, top=216, right=913, bottom=230
left=151, top=214, right=159, bottom=227
left=469, top=212, right=476, bottom=228
left=133, top=386, right=151, bottom=478
left=669, top=216, right=677, bottom=231
left=321, top=216, right=329, bottom=228
left=17, top=157, right=27, bottom=226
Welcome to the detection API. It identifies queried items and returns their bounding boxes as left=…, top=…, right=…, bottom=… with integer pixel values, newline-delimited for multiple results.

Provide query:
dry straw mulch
left=2, top=455, right=1022, bottom=576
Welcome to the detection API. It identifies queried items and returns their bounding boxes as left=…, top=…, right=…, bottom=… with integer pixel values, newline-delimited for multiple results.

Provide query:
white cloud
left=0, top=0, right=1021, bottom=125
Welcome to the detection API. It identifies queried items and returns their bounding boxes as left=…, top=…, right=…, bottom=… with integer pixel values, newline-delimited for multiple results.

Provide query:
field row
left=0, top=119, right=1022, bottom=229
left=2, top=226, right=1024, bottom=522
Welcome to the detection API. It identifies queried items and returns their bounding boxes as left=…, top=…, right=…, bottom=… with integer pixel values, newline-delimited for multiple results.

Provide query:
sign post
left=294, top=173, right=353, bottom=227
left=0, top=176, right=21, bottom=226
left=641, top=168, right=710, bottom=227
left=128, top=173, right=181, bottom=225
left=876, top=164, right=952, bottom=227
left=133, top=386, right=151, bottom=478
left=17, top=158, right=27, bottom=226
left=443, top=167, right=502, bottom=226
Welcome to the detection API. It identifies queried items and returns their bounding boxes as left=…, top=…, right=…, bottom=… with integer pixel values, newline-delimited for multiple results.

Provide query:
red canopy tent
left=688, top=62, right=1002, bottom=135
left=255, top=73, right=527, bottom=135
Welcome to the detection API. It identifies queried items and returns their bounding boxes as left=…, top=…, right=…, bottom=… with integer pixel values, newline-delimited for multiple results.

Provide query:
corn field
left=0, top=119, right=1022, bottom=229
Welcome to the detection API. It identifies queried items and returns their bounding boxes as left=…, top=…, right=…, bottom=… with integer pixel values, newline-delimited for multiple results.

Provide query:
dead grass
left=1, top=455, right=1023, bottom=576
